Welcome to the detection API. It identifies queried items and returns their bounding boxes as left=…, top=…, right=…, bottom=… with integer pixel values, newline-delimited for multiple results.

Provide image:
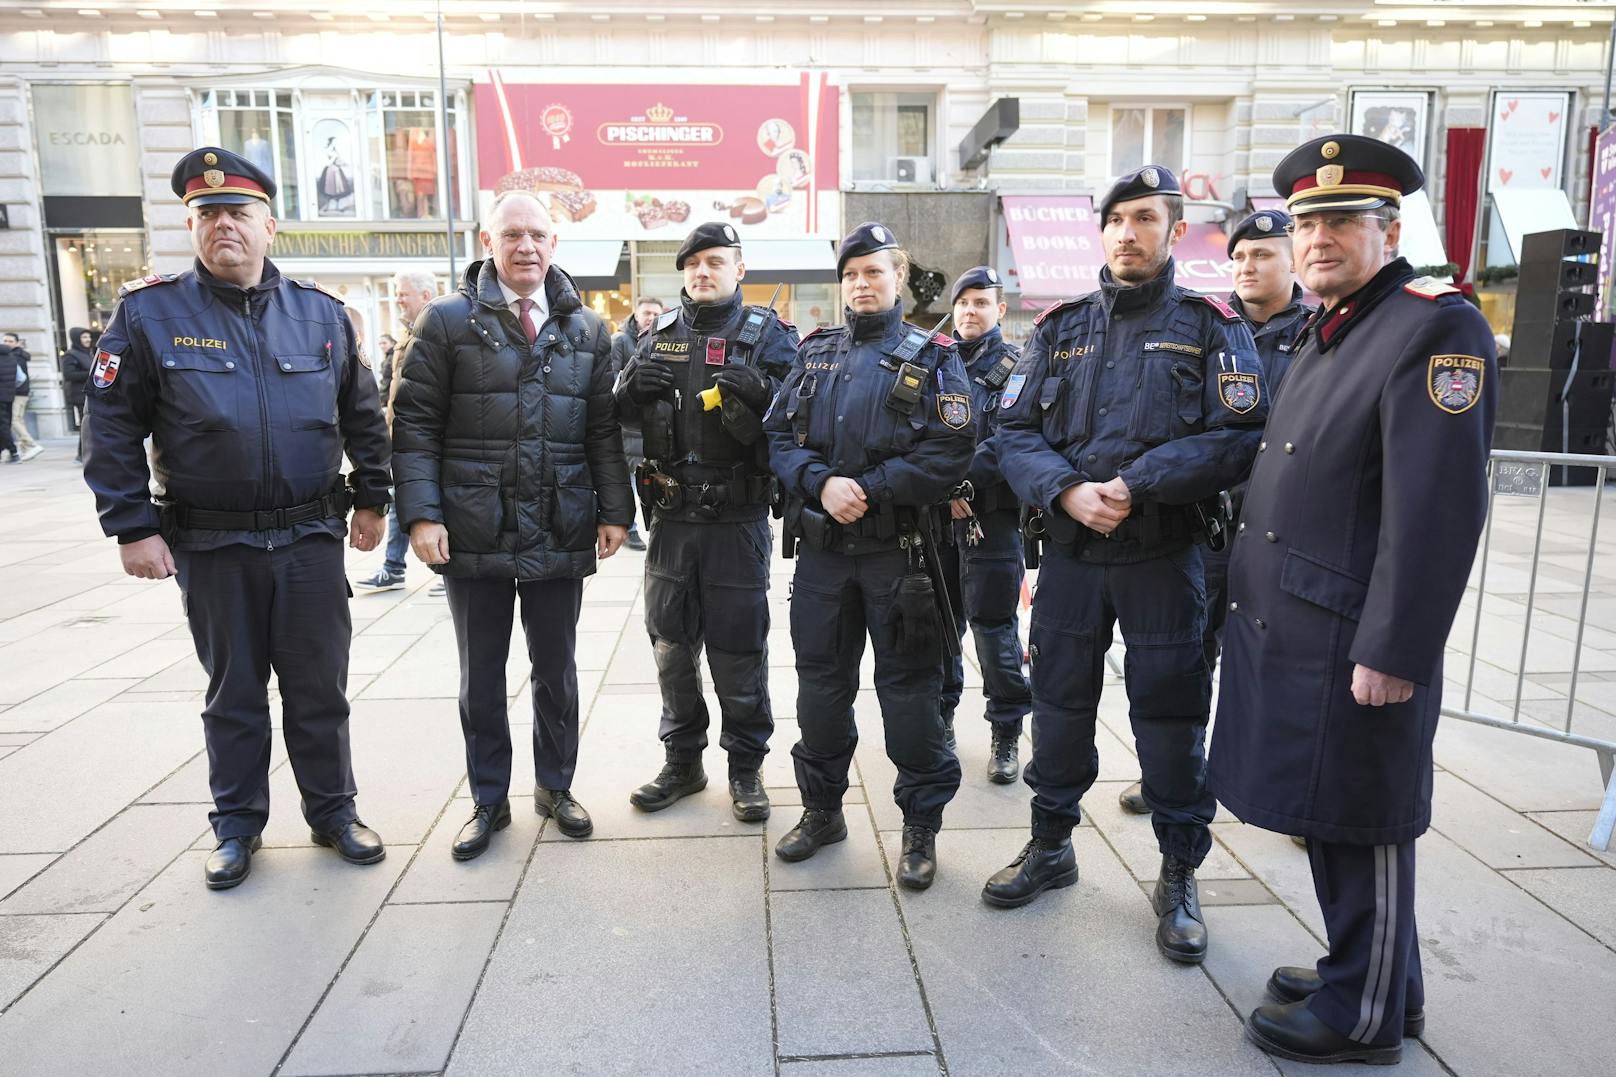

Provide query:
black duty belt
left=638, top=463, right=774, bottom=515
left=1089, top=504, right=1194, bottom=546
left=167, top=489, right=348, bottom=532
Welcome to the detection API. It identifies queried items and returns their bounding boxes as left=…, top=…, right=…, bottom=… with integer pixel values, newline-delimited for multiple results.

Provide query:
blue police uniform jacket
left=83, top=258, right=390, bottom=551
left=995, top=259, right=1267, bottom=562
left=1208, top=259, right=1498, bottom=844
left=765, top=303, right=973, bottom=553
left=613, top=287, right=799, bottom=523
left=955, top=326, right=1021, bottom=514
left=1229, top=282, right=1314, bottom=398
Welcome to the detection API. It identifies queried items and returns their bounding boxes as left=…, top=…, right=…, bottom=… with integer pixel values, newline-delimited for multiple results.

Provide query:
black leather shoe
left=205, top=835, right=261, bottom=890
left=941, top=713, right=957, bottom=752
left=536, top=787, right=593, bottom=837
left=982, top=836, right=1078, bottom=908
left=1151, top=854, right=1207, bottom=963
left=987, top=725, right=1019, bottom=784
left=1267, top=966, right=1425, bottom=1038
left=630, top=761, right=708, bottom=813
left=1246, top=1000, right=1402, bottom=1065
left=897, top=824, right=938, bottom=890
left=729, top=770, right=770, bottom=823
left=311, top=821, right=386, bottom=864
left=452, top=800, right=512, bottom=861
left=774, top=808, right=847, bottom=862
left=1118, top=781, right=1150, bottom=815
left=625, top=529, right=647, bottom=551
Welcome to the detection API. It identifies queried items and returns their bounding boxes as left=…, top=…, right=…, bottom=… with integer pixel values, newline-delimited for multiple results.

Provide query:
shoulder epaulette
left=118, top=273, right=178, bottom=297
left=1403, top=277, right=1461, bottom=301
left=290, top=278, right=346, bottom=304
left=1188, top=291, right=1242, bottom=322
left=654, top=307, right=680, bottom=332
left=1033, top=299, right=1079, bottom=327
left=800, top=325, right=839, bottom=344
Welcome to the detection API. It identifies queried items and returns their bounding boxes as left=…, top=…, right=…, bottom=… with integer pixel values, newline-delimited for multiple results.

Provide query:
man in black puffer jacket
left=392, top=190, right=633, bottom=858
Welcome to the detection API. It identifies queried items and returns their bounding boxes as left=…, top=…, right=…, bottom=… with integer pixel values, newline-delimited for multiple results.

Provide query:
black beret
left=1225, top=209, right=1293, bottom=257
left=836, top=221, right=900, bottom=275
left=170, top=146, right=276, bottom=207
left=1099, top=164, right=1182, bottom=219
left=675, top=221, right=742, bottom=269
left=950, top=265, right=1004, bottom=303
left=1272, top=133, right=1424, bottom=215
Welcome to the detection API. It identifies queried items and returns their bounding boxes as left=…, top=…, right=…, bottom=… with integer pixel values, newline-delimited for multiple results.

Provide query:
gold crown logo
left=645, top=102, right=675, bottom=123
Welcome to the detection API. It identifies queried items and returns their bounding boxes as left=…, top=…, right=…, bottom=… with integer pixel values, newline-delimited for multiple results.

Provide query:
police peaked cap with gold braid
left=1272, top=134, right=1423, bottom=215
left=170, top=146, right=277, bottom=207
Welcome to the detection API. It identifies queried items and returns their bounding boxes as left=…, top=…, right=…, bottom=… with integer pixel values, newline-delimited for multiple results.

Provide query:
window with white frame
left=1109, top=105, right=1187, bottom=179
left=851, top=91, right=937, bottom=186
left=198, top=86, right=467, bottom=223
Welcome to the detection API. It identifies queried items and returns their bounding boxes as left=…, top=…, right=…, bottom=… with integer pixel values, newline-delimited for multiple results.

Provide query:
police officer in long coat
left=1119, top=208, right=1314, bottom=816
left=765, top=222, right=974, bottom=890
left=937, top=266, right=1032, bottom=783
left=84, top=148, right=392, bottom=890
left=1209, top=135, right=1497, bottom=1066
left=615, top=222, right=799, bottom=822
left=980, top=168, right=1266, bottom=967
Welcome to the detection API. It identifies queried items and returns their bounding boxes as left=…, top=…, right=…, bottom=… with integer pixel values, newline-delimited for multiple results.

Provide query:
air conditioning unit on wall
left=892, top=156, right=933, bottom=185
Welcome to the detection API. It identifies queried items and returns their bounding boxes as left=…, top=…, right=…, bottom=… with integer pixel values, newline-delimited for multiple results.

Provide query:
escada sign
left=48, top=131, right=128, bottom=147
left=33, top=84, right=141, bottom=196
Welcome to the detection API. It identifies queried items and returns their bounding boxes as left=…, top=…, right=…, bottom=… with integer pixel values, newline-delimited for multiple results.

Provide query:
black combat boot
left=728, top=769, right=770, bottom=822
left=774, top=808, right=847, bottom=862
left=987, top=724, right=1019, bottom=784
left=896, top=825, right=937, bottom=890
left=630, top=761, right=708, bottom=812
left=1118, top=781, right=1150, bottom=814
left=1152, top=854, right=1207, bottom=963
left=981, top=836, right=1078, bottom=908
left=1246, top=1001, right=1402, bottom=1065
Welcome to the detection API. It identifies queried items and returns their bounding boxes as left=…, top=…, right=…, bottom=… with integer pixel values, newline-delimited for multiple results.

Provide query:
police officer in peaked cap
left=981, top=166, right=1268, bottom=968
left=1209, top=134, right=1496, bottom=1065
left=83, top=146, right=393, bottom=890
left=936, top=265, right=1032, bottom=784
left=614, top=221, right=799, bottom=823
left=765, top=222, right=973, bottom=889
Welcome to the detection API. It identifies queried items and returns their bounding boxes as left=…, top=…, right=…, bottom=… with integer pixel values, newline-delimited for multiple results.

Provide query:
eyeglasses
left=1285, top=214, right=1389, bottom=238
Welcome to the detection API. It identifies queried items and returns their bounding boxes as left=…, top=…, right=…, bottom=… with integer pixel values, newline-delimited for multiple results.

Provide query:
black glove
left=887, top=574, right=942, bottom=659
left=712, top=364, right=772, bottom=412
left=626, top=361, right=676, bottom=404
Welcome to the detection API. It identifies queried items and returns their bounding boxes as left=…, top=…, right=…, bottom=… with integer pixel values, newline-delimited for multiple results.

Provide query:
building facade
left=0, top=1, right=1607, bottom=435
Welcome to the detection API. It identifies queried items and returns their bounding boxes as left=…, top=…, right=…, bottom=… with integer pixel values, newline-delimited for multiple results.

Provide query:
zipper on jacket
left=243, top=294, right=275, bottom=549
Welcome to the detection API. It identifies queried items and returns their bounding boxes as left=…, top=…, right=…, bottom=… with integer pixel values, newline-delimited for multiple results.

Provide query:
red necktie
left=517, top=296, right=538, bottom=344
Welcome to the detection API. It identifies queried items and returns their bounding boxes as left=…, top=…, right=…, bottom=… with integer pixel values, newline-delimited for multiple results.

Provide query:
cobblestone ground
left=2, top=439, right=1614, bottom=1076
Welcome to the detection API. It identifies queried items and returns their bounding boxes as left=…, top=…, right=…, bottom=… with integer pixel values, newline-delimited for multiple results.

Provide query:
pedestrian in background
left=3, top=332, right=42, bottom=461
left=611, top=295, right=664, bottom=551
left=63, top=327, right=95, bottom=462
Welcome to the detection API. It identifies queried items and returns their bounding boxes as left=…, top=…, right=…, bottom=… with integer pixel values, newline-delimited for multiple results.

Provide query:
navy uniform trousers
left=173, top=533, right=358, bottom=841
left=1026, top=543, right=1216, bottom=866
left=790, top=544, right=962, bottom=829
left=443, top=574, right=584, bottom=803
left=1308, top=838, right=1422, bottom=1048
left=939, top=507, right=1032, bottom=730
left=644, top=516, right=773, bottom=774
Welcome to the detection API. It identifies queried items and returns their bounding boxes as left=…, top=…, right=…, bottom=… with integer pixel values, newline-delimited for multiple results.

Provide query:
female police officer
left=764, top=223, right=974, bottom=890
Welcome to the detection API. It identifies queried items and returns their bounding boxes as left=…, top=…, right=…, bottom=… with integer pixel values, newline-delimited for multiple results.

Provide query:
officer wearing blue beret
left=935, top=265, right=1032, bottom=784
left=83, top=146, right=393, bottom=890
left=1209, top=134, right=1497, bottom=1065
left=1118, top=206, right=1315, bottom=817
left=981, top=166, right=1268, bottom=968
left=614, top=221, right=799, bottom=824
left=766, top=222, right=974, bottom=889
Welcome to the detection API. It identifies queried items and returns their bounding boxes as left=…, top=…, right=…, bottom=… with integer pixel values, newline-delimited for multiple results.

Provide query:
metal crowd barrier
left=1447, top=449, right=1616, bottom=851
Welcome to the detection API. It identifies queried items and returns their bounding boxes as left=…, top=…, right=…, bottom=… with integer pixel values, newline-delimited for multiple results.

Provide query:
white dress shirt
left=496, top=277, right=549, bottom=329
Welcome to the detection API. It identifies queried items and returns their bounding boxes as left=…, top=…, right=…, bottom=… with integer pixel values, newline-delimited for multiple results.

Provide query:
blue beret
left=1273, top=133, right=1424, bottom=215
left=675, top=221, right=742, bottom=269
left=1226, top=210, right=1293, bottom=257
left=170, top=146, right=276, bottom=207
left=1099, top=164, right=1182, bottom=219
left=837, top=221, right=899, bottom=275
left=950, top=265, right=1003, bottom=303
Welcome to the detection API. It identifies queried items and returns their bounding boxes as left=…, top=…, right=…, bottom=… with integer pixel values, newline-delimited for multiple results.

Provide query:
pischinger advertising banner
left=474, top=72, right=839, bottom=241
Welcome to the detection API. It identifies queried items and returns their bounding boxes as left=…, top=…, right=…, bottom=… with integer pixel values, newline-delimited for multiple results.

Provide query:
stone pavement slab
left=1500, top=864, right=1616, bottom=950
left=1428, top=772, right=1599, bottom=869
left=0, top=911, right=106, bottom=1011
left=279, top=902, right=506, bottom=1077
left=390, top=796, right=543, bottom=905
left=445, top=835, right=772, bottom=1077
left=780, top=1056, right=941, bottom=1076
left=0, top=854, right=55, bottom=901
left=1, top=803, right=204, bottom=914
left=767, top=804, right=889, bottom=891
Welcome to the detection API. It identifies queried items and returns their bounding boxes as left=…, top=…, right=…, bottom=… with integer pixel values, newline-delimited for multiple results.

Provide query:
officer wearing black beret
left=83, top=147, right=392, bottom=889
left=766, top=222, right=973, bottom=889
left=982, top=166, right=1267, bottom=968
left=614, top=222, right=798, bottom=823
left=1209, top=134, right=1496, bottom=1065
left=936, top=265, right=1032, bottom=784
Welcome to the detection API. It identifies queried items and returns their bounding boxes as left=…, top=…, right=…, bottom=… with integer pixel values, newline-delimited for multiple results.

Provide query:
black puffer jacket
left=609, top=319, right=645, bottom=463
left=392, top=259, right=632, bottom=580
left=62, top=327, right=94, bottom=409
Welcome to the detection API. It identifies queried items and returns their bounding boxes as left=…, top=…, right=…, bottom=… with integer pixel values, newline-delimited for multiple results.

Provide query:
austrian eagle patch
left=91, top=350, right=122, bottom=390
left=939, top=393, right=971, bottom=430
left=1218, top=371, right=1260, bottom=413
left=1428, top=355, right=1485, bottom=414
